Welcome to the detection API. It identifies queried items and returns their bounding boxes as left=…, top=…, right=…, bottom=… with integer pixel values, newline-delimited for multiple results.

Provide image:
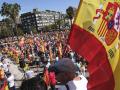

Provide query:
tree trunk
left=13, top=22, right=19, bottom=41
left=70, top=19, right=72, bottom=29
left=59, top=22, right=60, bottom=30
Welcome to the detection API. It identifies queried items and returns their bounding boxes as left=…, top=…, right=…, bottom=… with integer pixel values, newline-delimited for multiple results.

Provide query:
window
left=36, top=14, right=38, bottom=17
left=27, top=20, right=30, bottom=22
left=32, top=15, right=34, bottom=17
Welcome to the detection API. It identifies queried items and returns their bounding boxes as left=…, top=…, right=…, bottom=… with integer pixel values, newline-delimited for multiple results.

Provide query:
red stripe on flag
left=99, top=23, right=107, bottom=37
left=68, top=24, right=115, bottom=90
left=97, top=20, right=104, bottom=35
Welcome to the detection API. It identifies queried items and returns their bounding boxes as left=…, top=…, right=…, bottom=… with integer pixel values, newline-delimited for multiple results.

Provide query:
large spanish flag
left=68, top=0, right=120, bottom=90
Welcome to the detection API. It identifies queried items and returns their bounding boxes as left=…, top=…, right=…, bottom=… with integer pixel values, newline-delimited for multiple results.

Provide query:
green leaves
left=0, top=2, right=22, bottom=38
left=0, top=2, right=21, bottom=21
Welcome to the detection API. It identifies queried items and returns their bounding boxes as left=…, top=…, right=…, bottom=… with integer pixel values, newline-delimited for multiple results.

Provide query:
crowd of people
left=0, top=30, right=89, bottom=90
left=0, top=55, right=15, bottom=90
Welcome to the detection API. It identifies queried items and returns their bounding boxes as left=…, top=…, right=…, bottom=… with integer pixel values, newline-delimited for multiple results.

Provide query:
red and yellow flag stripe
left=69, top=0, right=120, bottom=90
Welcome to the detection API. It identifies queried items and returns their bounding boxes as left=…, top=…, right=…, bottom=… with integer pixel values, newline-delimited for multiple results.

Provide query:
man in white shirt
left=6, top=72, right=16, bottom=90
left=49, top=58, right=88, bottom=90
left=1, top=56, right=10, bottom=73
left=2, top=61, right=9, bottom=73
left=57, top=75, right=88, bottom=90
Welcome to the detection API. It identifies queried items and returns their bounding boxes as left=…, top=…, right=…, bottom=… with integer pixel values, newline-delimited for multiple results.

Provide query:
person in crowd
left=46, top=58, right=51, bottom=69
left=1, top=57, right=10, bottom=74
left=55, top=54, right=59, bottom=64
left=20, top=74, right=47, bottom=90
left=6, top=72, right=16, bottom=90
left=0, top=61, right=3, bottom=68
left=49, top=58, right=88, bottom=90
left=69, top=51, right=75, bottom=63
left=49, top=71, right=56, bottom=90
left=0, top=68, right=9, bottom=90
left=25, top=69, right=34, bottom=79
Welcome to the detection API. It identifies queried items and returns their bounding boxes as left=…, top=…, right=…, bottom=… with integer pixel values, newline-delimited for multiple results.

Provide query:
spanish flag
left=0, top=80, right=9, bottom=90
left=68, top=0, right=120, bottom=90
left=43, top=68, right=50, bottom=86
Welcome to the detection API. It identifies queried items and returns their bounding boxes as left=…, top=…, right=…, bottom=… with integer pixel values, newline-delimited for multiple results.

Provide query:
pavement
left=6, top=58, right=23, bottom=89
left=6, top=58, right=44, bottom=90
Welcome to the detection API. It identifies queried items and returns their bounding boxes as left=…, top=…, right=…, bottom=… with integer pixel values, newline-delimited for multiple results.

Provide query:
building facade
left=21, top=12, right=36, bottom=32
left=21, top=9, right=67, bottom=31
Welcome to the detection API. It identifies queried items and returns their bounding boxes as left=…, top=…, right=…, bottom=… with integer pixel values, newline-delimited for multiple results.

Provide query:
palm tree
left=3, top=18, right=13, bottom=28
left=0, top=2, right=21, bottom=37
left=66, top=6, right=75, bottom=28
left=56, top=20, right=61, bottom=30
left=0, top=21, right=12, bottom=38
left=2, top=18, right=14, bottom=36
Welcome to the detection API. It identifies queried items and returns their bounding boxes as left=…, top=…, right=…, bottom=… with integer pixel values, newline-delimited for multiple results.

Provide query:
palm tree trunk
left=12, top=22, right=19, bottom=41
left=59, top=22, right=60, bottom=30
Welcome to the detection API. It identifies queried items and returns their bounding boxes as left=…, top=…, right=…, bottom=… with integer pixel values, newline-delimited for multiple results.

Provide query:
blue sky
left=0, top=0, right=80, bottom=20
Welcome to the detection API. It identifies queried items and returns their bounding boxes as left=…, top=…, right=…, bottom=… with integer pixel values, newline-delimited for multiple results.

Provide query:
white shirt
left=3, top=58, right=10, bottom=65
left=58, top=75, right=88, bottom=90
left=56, top=57, right=59, bottom=61
left=25, top=70, right=34, bottom=79
left=46, top=59, right=51, bottom=68
left=3, top=63, right=9, bottom=72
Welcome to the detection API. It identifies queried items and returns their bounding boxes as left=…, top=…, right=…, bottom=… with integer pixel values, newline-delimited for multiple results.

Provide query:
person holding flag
left=0, top=68, right=9, bottom=90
